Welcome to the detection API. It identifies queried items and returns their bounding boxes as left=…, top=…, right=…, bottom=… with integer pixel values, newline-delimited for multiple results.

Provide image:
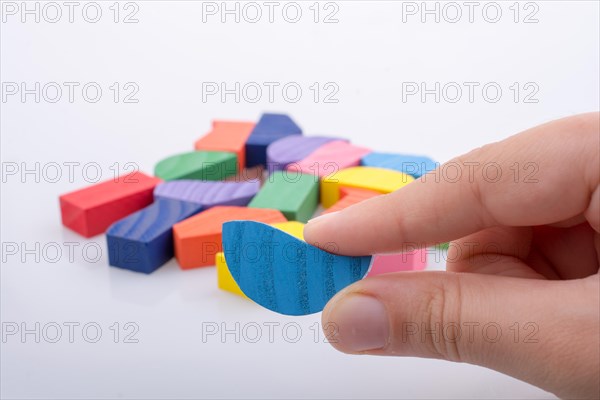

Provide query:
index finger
left=304, top=112, right=600, bottom=255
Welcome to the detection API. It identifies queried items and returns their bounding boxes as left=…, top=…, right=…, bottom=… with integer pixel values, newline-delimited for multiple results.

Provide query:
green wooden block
left=249, top=171, right=319, bottom=222
left=436, top=242, right=450, bottom=250
left=154, top=151, right=237, bottom=181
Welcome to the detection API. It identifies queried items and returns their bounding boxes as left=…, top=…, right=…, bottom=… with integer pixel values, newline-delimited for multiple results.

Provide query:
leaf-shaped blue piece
left=222, top=221, right=372, bottom=316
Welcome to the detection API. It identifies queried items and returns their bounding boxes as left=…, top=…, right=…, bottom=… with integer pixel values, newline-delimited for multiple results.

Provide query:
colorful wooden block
left=436, top=242, right=450, bottom=250
left=271, top=221, right=305, bottom=240
left=266, top=136, right=339, bottom=171
left=321, top=166, right=415, bottom=208
left=286, top=140, right=371, bottom=178
left=361, top=152, right=437, bottom=178
left=322, top=187, right=381, bottom=215
left=154, top=151, right=237, bottom=181
left=59, top=171, right=162, bottom=238
left=369, top=249, right=427, bottom=276
left=173, top=206, right=286, bottom=269
left=248, top=171, right=318, bottom=222
left=338, top=186, right=383, bottom=199
left=245, top=113, right=302, bottom=167
left=154, top=180, right=260, bottom=207
left=323, top=188, right=429, bottom=276
left=106, top=198, right=203, bottom=274
left=216, top=221, right=305, bottom=297
left=224, top=166, right=265, bottom=184
left=194, top=121, right=255, bottom=171
left=216, top=252, right=247, bottom=297
left=222, top=221, right=372, bottom=315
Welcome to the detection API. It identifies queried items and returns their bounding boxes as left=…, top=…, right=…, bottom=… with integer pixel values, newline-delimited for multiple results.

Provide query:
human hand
left=304, top=112, right=600, bottom=399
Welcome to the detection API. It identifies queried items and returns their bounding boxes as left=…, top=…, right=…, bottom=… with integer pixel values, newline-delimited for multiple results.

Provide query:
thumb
left=322, top=271, right=599, bottom=399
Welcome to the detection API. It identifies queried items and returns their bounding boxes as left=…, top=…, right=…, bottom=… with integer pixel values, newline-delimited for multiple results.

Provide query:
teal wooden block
left=248, top=171, right=318, bottom=222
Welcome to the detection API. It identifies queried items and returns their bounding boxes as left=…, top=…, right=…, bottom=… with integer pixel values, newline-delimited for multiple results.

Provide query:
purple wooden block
left=153, top=180, right=260, bottom=207
left=266, top=136, right=341, bottom=171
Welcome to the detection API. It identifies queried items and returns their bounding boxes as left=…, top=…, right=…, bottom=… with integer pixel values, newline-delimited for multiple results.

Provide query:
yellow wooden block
left=216, top=221, right=306, bottom=297
left=271, top=221, right=305, bottom=240
left=321, top=166, right=415, bottom=208
left=216, top=252, right=247, bottom=298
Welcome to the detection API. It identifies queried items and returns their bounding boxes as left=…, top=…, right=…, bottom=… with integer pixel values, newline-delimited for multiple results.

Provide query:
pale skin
left=304, top=112, right=600, bottom=399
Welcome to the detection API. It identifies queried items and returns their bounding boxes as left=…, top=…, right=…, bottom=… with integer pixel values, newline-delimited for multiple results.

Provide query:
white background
left=1, top=1, right=598, bottom=399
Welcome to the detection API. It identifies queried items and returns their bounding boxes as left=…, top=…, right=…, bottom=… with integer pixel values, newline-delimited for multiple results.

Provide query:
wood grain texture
left=286, top=140, right=371, bottom=178
left=216, top=221, right=305, bottom=297
left=245, top=113, right=302, bottom=167
left=361, top=152, right=437, bottom=178
left=106, top=198, right=203, bottom=274
left=222, top=221, right=372, bottom=315
left=248, top=171, right=318, bottom=222
left=59, top=171, right=162, bottom=238
left=194, top=120, right=255, bottom=171
left=153, top=180, right=260, bottom=207
left=321, top=166, right=415, bottom=208
left=154, top=151, right=237, bottom=181
left=266, top=136, right=338, bottom=171
left=173, top=206, right=286, bottom=269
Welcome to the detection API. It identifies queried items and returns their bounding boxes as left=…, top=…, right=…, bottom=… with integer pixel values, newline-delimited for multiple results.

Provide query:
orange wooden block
left=322, top=188, right=381, bottom=215
left=194, top=121, right=255, bottom=171
left=338, top=187, right=382, bottom=200
left=173, top=206, right=286, bottom=269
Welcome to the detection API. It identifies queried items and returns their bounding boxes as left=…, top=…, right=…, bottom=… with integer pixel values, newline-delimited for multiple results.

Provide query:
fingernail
left=324, top=294, right=389, bottom=353
left=304, top=211, right=340, bottom=240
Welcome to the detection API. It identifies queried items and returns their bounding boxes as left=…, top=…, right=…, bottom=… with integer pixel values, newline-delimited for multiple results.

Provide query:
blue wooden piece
left=106, top=198, right=203, bottom=274
left=222, top=221, right=372, bottom=316
left=361, top=152, right=438, bottom=178
left=245, top=113, right=302, bottom=167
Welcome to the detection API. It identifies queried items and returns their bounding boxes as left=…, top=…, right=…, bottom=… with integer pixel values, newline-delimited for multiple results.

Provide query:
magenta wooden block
left=368, top=248, right=427, bottom=276
left=266, top=136, right=340, bottom=171
left=286, top=140, right=371, bottom=178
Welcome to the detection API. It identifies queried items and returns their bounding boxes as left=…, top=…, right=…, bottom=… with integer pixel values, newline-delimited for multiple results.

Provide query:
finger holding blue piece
left=222, top=221, right=372, bottom=316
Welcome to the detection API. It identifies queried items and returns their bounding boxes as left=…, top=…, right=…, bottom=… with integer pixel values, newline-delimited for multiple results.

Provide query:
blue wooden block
left=246, top=113, right=302, bottom=167
left=222, top=221, right=372, bottom=316
left=361, top=152, right=438, bottom=178
left=106, top=198, right=203, bottom=274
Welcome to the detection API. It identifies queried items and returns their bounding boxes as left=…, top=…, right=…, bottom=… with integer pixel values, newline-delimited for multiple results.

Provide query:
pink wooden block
left=368, top=248, right=427, bottom=276
left=286, top=140, right=371, bottom=178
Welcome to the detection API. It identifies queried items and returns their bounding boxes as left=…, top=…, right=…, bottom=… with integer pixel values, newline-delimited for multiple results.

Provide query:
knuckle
left=418, top=276, right=464, bottom=362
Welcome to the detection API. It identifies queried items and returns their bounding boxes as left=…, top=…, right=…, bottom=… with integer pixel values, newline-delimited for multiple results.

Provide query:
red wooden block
left=194, top=121, right=255, bottom=171
left=59, top=172, right=162, bottom=238
left=173, top=206, right=286, bottom=269
left=322, top=187, right=381, bottom=215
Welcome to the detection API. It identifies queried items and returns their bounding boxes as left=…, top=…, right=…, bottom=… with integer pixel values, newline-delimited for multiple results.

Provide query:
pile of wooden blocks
left=59, top=113, right=437, bottom=314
